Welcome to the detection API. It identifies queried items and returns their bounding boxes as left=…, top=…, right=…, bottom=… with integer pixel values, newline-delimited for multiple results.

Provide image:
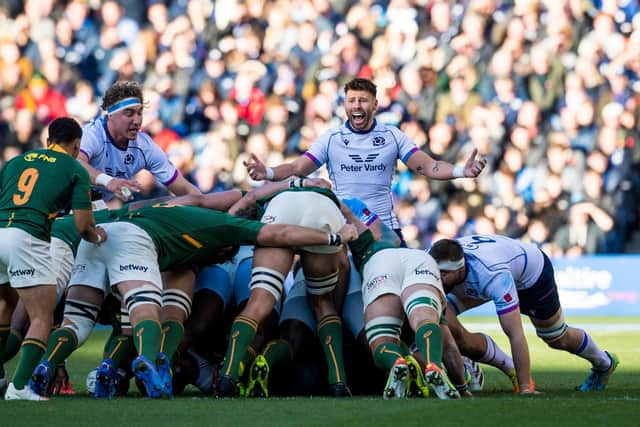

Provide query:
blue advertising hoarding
left=460, top=255, right=640, bottom=317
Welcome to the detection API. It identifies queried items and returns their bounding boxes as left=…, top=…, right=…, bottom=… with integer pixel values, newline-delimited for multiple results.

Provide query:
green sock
left=372, top=341, right=405, bottom=371
left=317, top=315, right=346, bottom=385
left=105, top=334, right=135, bottom=369
left=160, top=320, right=184, bottom=361
left=133, top=319, right=162, bottom=361
left=399, top=340, right=411, bottom=357
left=0, top=325, right=9, bottom=378
left=221, top=315, right=258, bottom=381
left=415, top=321, right=443, bottom=368
left=4, top=331, right=23, bottom=362
left=262, top=339, right=292, bottom=370
left=43, top=328, right=78, bottom=367
left=240, top=346, right=256, bottom=379
left=13, top=338, right=46, bottom=389
left=102, top=329, right=118, bottom=357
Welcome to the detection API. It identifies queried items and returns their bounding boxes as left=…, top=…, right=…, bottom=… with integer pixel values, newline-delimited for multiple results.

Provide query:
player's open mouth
left=351, top=112, right=366, bottom=126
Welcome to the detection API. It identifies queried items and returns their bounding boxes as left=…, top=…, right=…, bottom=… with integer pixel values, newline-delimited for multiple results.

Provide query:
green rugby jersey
left=256, top=186, right=340, bottom=219
left=348, top=229, right=397, bottom=275
left=51, top=208, right=128, bottom=256
left=0, top=146, right=92, bottom=241
left=116, top=204, right=265, bottom=270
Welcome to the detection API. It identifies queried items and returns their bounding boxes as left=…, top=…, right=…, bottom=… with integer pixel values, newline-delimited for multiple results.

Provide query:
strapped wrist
left=265, top=167, right=275, bottom=180
left=327, top=232, right=342, bottom=246
left=289, top=177, right=305, bottom=189
left=452, top=165, right=465, bottom=179
left=95, top=173, right=114, bottom=187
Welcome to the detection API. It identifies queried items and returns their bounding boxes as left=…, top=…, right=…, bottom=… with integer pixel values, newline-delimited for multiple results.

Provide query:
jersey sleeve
left=304, top=128, right=334, bottom=167
left=70, top=162, right=93, bottom=211
left=482, top=271, right=520, bottom=315
left=141, top=135, right=179, bottom=186
left=79, top=122, right=102, bottom=161
left=342, top=197, right=378, bottom=226
left=391, top=127, right=419, bottom=164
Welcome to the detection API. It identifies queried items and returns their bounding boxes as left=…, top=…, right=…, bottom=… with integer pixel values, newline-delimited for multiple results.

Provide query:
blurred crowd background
left=1, top=0, right=639, bottom=254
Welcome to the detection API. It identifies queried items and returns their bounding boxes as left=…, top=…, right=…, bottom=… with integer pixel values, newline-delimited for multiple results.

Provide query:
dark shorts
left=517, top=253, right=561, bottom=320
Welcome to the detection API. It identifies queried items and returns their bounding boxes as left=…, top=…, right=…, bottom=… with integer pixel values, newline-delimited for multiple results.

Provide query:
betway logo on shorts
left=120, top=264, right=149, bottom=273
left=341, top=154, right=386, bottom=172
left=415, top=268, right=440, bottom=282
left=9, top=268, right=35, bottom=277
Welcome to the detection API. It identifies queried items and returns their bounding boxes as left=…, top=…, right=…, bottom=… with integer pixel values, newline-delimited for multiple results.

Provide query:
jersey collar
left=48, top=144, right=68, bottom=154
left=101, top=116, right=129, bottom=151
left=345, top=119, right=377, bottom=135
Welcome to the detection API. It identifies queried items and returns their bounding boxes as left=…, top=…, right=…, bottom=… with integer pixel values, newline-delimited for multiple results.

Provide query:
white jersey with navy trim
left=80, top=117, right=178, bottom=200
left=305, top=120, right=418, bottom=229
left=446, top=235, right=545, bottom=315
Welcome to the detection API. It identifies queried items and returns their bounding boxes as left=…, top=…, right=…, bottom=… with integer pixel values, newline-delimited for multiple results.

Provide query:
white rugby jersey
left=305, top=120, right=418, bottom=229
left=446, top=235, right=545, bottom=315
left=80, top=117, right=178, bottom=200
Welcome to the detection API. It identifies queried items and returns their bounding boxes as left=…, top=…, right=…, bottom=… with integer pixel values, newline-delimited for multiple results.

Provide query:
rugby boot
left=383, top=357, right=409, bottom=399
left=425, top=363, right=460, bottom=400
left=577, top=351, right=619, bottom=392
left=245, top=355, right=269, bottom=398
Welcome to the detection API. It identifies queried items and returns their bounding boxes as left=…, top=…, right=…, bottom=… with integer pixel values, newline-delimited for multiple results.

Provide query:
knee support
left=162, top=288, right=192, bottom=318
left=119, top=308, right=131, bottom=330
left=403, top=289, right=442, bottom=318
left=63, top=298, right=100, bottom=346
left=305, top=271, right=339, bottom=296
left=364, top=316, right=402, bottom=348
left=535, top=314, right=569, bottom=343
left=249, top=267, right=285, bottom=300
left=123, top=284, right=162, bottom=314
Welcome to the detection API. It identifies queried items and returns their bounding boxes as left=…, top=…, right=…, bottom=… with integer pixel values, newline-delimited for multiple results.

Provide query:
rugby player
left=1, top=117, right=104, bottom=401
left=429, top=235, right=619, bottom=393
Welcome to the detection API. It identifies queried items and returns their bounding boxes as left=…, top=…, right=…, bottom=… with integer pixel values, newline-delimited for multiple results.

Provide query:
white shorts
left=261, top=191, right=345, bottom=254
left=69, top=222, right=162, bottom=293
left=50, top=237, right=74, bottom=304
left=361, top=248, right=444, bottom=308
left=0, top=227, right=55, bottom=288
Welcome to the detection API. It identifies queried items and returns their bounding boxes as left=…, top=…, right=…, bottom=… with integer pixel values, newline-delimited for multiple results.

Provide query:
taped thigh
left=249, top=267, right=285, bottom=301
left=305, top=270, right=338, bottom=296
left=123, top=284, right=162, bottom=314
left=63, top=298, right=101, bottom=346
left=364, top=316, right=402, bottom=347
left=535, top=313, right=568, bottom=343
left=162, top=288, right=192, bottom=318
left=403, top=288, right=442, bottom=318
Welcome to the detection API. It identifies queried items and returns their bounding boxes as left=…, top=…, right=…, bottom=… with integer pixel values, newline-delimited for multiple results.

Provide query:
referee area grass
left=2, top=317, right=638, bottom=427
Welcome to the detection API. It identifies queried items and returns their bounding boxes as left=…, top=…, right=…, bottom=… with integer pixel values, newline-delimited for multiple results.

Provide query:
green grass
left=2, top=318, right=639, bottom=427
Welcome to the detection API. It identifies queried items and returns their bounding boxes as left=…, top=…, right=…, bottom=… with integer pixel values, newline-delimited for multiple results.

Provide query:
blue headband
left=106, top=97, right=142, bottom=114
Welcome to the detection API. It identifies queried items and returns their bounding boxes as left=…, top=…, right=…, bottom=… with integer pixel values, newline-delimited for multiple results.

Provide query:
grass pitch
left=2, top=317, right=638, bottom=427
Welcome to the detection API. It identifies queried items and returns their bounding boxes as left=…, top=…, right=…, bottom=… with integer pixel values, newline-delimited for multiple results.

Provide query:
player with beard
left=245, top=78, right=486, bottom=242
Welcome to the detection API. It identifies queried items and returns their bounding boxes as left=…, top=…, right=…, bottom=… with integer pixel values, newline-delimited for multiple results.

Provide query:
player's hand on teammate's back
left=107, top=178, right=140, bottom=201
left=95, top=226, right=107, bottom=244
left=463, top=148, right=487, bottom=178
left=338, top=223, right=358, bottom=243
left=244, top=153, right=267, bottom=181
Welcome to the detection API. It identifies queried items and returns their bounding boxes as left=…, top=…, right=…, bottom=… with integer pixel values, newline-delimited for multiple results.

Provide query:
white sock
left=478, top=333, right=514, bottom=374
left=574, top=329, right=610, bottom=370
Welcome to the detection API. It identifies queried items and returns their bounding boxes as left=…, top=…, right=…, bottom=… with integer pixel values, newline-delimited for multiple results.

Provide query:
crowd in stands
left=0, top=0, right=639, bottom=254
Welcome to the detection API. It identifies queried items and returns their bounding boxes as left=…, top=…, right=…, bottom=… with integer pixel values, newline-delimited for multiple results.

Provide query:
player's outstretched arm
left=256, top=223, right=358, bottom=248
left=245, top=153, right=317, bottom=181
left=406, top=149, right=486, bottom=180
left=167, top=173, right=202, bottom=196
left=77, top=152, right=140, bottom=201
